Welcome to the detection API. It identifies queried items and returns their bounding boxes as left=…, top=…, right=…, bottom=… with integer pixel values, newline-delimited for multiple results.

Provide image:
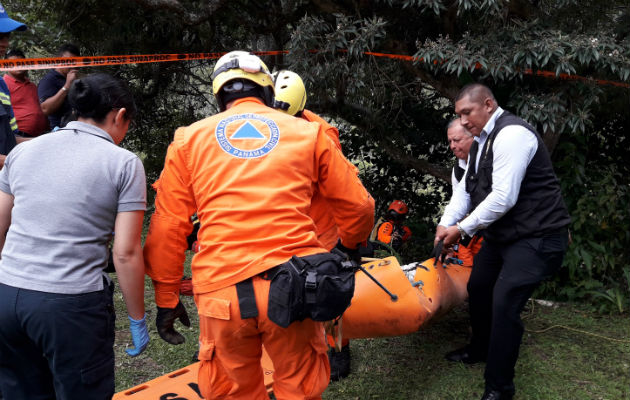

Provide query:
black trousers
left=0, top=280, right=116, bottom=400
left=467, top=230, right=568, bottom=394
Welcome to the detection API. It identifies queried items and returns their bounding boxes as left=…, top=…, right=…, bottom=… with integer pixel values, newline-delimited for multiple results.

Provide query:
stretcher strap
left=236, top=278, right=259, bottom=319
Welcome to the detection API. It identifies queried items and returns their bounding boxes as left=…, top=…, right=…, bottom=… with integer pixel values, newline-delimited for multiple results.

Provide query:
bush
left=537, top=116, right=630, bottom=313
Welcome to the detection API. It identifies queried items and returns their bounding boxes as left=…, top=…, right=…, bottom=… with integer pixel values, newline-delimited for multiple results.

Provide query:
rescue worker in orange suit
left=371, top=200, right=412, bottom=251
left=144, top=51, right=375, bottom=399
left=273, top=69, right=353, bottom=381
left=273, top=70, right=346, bottom=251
left=446, top=118, right=482, bottom=267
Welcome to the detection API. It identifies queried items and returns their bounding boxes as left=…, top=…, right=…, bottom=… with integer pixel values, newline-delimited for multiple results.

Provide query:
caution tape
left=363, top=51, right=630, bottom=88
left=0, top=51, right=288, bottom=72
left=0, top=53, right=222, bottom=71
left=0, top=49, right=627, bottom=88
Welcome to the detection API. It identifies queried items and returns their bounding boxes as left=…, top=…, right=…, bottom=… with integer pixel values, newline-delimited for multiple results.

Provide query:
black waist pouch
left=267, top=252, right=356, bottom=328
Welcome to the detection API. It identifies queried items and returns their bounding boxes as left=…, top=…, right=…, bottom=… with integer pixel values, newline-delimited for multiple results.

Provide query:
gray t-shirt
left=0, top=120, right=146, bottom=294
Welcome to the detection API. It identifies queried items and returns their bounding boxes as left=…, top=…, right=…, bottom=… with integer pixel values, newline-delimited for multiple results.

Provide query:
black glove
left=156, top=301, right=191, bottom=345
left=430, top=240, right=445, bottom=266
left=333, top=240, right=362, bottom=265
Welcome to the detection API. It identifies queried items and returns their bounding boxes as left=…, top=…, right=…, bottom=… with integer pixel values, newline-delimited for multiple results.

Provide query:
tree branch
left=130, top=0, right=226, bottom=25
left=315, top=99, right=452, bottom=183
left=381, top=39, right=460, bottom=101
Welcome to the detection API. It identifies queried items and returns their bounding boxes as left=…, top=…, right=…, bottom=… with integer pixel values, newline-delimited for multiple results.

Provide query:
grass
left=113, top=254, right=630, bottom=399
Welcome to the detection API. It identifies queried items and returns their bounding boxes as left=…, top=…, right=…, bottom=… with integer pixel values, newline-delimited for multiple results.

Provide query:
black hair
left=455, top=83, right=496, bottom=104
left=68, top=73, right=136, bottom=123
left=56, top=43, right=80, bottom=57
left=5, top=48, right=25, bottom=59
left=217, top=79, right=269, bottom=111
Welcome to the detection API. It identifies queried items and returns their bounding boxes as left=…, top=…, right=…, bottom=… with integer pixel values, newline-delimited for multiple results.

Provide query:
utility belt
left=235, top=251, right=356, bottom=328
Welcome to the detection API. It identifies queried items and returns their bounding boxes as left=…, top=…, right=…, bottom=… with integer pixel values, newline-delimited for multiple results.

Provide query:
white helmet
left=212, top=51, right=274, bottom=110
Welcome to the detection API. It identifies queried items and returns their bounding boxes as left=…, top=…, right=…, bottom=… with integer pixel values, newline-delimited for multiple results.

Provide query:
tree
left=5, top=0, right=630, bottom=307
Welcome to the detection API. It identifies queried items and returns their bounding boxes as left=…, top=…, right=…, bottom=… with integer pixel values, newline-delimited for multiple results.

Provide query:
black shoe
left=480, top=389, right=513, bottom=400
left=444, top=346, right=485, bottom=364
left=329, top=344, right=351, bottom=381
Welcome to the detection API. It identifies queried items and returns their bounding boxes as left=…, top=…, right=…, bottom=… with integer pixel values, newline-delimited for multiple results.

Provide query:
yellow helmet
left=212, top=51, right=274, bottom=110
left=273, top=70, right=307, bottom=116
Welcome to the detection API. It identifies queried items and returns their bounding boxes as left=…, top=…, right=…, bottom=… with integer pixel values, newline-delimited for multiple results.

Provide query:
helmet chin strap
left=272, top=99, right=290, bottom=111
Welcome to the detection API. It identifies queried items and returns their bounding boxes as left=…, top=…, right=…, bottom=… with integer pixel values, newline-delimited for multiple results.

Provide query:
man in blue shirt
left=38, top=43, right=80, bottom=130
left=0, top=3, right=26, bottom=168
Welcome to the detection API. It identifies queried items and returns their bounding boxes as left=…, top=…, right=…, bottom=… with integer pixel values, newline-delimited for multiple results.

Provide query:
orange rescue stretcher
left=114, top=256, right=471, bottom=398
left=113, top=349, right=275, bottom=399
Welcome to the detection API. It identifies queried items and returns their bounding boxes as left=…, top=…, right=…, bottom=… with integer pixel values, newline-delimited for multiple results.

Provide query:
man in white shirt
left=445, top=118, right=482, bottom=267
left=447, top=118, right=474, bottom=188
left=435, top=84, right=570, bottom=400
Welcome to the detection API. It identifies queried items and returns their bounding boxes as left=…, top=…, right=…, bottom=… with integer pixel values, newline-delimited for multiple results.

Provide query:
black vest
left=465, top=111, right=570, bottom=243
left=453, top=162, right=465, bottom=183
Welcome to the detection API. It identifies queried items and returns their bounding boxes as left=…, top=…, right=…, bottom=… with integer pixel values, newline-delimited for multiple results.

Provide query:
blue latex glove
left=126, top=313, right=149, bottom=357
left=444, top=257, right=464, bottom=266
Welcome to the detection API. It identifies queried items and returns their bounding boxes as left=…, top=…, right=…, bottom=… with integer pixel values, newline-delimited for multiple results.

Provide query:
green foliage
left=537, top=109, right=630, bottom=312
left=587, top=275, right=629, bottom=314
left=5, top=0, right=630, bottom=310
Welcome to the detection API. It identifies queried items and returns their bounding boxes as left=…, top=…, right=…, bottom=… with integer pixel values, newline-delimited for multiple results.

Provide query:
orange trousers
left=195, top=276, right=330, bottom=400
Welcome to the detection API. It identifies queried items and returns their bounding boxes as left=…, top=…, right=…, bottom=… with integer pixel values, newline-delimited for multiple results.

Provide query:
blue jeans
left=0, top=280, right=116, bottom=400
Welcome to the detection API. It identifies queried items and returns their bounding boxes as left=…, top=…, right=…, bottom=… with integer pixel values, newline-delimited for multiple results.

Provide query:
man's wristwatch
left=456, top=222, right=472, bottom=246
left=456, top=222, right=466, bottom=240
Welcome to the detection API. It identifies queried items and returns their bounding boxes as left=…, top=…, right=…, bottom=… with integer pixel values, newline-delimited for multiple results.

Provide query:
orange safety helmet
left=388, top=200, right=408, bottom=215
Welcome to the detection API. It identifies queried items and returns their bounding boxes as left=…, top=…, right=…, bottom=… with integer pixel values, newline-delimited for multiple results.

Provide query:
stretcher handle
left=357, top=265, right=398, bottom=302
left=430, top=240, right=446, bottom=266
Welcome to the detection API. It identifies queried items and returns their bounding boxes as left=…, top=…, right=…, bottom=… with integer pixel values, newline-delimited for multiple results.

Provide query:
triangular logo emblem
left=230, top=121, right=266, bottom=139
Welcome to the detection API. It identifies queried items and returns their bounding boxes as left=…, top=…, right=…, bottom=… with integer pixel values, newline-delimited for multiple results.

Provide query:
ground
left=112, top=265, right=629, bottom=400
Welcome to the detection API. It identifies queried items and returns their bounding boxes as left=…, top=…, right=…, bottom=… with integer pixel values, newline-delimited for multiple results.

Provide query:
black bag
left=267, top=252, right=356, bottom=328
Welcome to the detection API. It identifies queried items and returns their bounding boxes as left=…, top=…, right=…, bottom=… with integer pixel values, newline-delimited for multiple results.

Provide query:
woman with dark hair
left=0, top=73, right=149, bottom=399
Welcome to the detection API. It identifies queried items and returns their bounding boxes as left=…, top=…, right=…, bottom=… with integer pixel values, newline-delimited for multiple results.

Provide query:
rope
left=526, top=324, right=630, bottom=343
left=523, top=299, right=630, bottom=344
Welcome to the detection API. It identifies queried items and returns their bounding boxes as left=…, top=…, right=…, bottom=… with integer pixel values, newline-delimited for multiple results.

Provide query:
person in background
left=445, top=118, right=482, bottom=267
left=273, top=69, right=357, bottom=381
left=3, top=49, right=49, bottom=137
left=0, top=6, right=27, bottom=398
left=447, top=118, right=475, bottom=188
left=371, top=200, right=412, bottom=251
left=273, top=70, right=348, bottom=251
left=435, top=83, right=570, bottom=400
left=144, top=51, right=374, bottom=399
left=38, top=43, right=80, bottom=129
left=0, top=73, right=149, bottom=399
left=0, top=3, right=26, bottom=169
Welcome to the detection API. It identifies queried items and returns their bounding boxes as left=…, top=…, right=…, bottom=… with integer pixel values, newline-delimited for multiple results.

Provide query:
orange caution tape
left=0, top=53, right=223, bottom=71
left=0, top=49, right=626, bottom=88
left=363, top=51, right=629, bottom=88
left=0, top=51, right=288, bottom=72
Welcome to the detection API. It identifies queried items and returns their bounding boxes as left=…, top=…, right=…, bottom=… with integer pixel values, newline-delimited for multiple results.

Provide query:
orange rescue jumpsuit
left=301, top=109, right=349, bottom=250
left=375, top=220, right=412, bottom=248
left=452, top=234, right=483, bottom=267
left=301, top=110, right=353, bottom=350
left=144, top=98, right=374, bottom=400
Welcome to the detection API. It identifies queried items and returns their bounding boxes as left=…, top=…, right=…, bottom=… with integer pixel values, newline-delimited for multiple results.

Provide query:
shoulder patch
left=215, top=113, right=280, bottom=159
